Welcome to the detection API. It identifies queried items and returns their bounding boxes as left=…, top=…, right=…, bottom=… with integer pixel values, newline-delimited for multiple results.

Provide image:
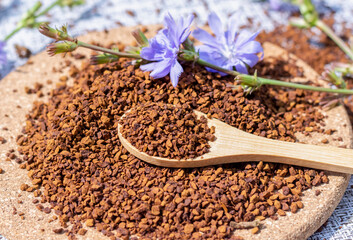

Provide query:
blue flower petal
left=234, top=31, right=260, bottom=50
left=238, top=54, right=259, bottom=68
left=208, top=12, right=223, bottom=38
left=226, top=16, right=238, bottom=46
left=140, top=62, right=157, bottom=72
left=193, top=29, right=219, bottom=47
left=140, top=45, right=160, bottom=61
left=269, top=0, right=282, bottom=10
left=150, top=59, right=173, bottom=79
left=170, top=60, right=183, bottom=87
left=179, top=15, right=194, bottom=43
left=239, top=41, right=263, bottom=55
left=164, top=13, right=179, bottom=48
left=235, top=61, right=248, bottom=74
left=0, top=41, right=7, bottom=66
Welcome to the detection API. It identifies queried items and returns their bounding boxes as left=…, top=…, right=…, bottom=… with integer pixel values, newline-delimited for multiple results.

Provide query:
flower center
left=222, top=45, right=237, bottom=63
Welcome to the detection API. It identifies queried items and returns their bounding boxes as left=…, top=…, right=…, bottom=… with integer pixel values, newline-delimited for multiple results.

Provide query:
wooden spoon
left=118, top=110, right=353, bottom=173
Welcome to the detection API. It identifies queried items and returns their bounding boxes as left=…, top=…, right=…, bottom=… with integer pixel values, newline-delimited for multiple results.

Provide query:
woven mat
left=1, top=0, right=353, bottom=239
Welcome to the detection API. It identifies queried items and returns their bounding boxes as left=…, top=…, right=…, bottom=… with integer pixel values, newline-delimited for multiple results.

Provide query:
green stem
left=196, top=58, right=353, bottom=95
left=241, top=74, right=353, bottom=95
left=36, top=1, right=59, bottom=17
left=4, top=25, right=24, bottom=41
left=77, top=41, right=142, bottom=59
left=196, top=59, right=236, bottom=75
left=316, top=20, right=353, bottom=62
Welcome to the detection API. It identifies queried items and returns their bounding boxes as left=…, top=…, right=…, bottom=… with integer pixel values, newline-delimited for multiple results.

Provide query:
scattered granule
left=59, top=75, right=68, bottom=82
left=12, top=207, right=17, bottom=215
left=297, top=201, right=304, bottom=209
left=53, top=228, right=64, bottom=234
left=290, top=202, right=298, bottom=213
left=251, top=227, right=260, bottom=234
left=0, top=168, right=3, bottom=174
left=24, top=87, right=32, bottom=94
left=7, top=152, right=16, bottom=159
left=184, top=224, right=194, bottom=234
left=15, top=44, right=32, bottom=58
left=20, top=183, right=29, bottom=191
left=85, top=219, right=94, bottom=227
left=24, top=82, right=43, bottom=95
left=78, top=228, right=88, bottom=235
left=277, top=209, right=286, bottom=216
left=0, top=136, right=6, bottom=144
left=120, top=103, right=215, bottom=159
left=36, top=204, right=44, bottom=211
left=43, top=207, right=51, bottom=214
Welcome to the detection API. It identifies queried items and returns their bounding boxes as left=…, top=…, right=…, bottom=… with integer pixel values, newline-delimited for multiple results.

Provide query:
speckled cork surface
left=0, top=26, right=351, bottom=240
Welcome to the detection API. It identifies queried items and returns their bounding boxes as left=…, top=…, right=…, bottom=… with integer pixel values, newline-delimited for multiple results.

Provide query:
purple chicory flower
left=269, top=0, right=282, bottom=10
left=193, top=12, right=263, bottom=75
left=0, top=41, right=7, bottom=66
left=140, top=13, right=194, bottom=87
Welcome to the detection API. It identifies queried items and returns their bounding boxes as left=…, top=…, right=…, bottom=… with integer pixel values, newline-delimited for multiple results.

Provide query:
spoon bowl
left=118, top=110, right=353, bottom=174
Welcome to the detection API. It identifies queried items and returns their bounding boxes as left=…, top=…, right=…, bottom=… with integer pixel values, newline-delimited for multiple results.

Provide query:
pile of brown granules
left=119, top=103, right=215, bottom=159
left=15, top=56, right=330, bottom=240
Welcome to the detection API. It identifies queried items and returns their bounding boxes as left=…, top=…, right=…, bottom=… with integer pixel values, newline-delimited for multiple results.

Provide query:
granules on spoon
left=119, top=103, right=215, bottom=159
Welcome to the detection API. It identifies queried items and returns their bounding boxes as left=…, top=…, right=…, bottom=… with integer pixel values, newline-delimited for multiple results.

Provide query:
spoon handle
left=213, top=124, right=353, bottom=174
left=241, top=138, right=353, bottom=174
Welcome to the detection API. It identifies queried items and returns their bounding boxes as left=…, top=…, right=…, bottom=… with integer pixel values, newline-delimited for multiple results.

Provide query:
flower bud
left=47, top=42, right=78, bottom=56
left=132, top=29, right=149, bottom=47
left=179, top=50, right=198, bottom=62
left=39, top=24, right=58, bottom=40
left=182, top=38, right=195, bottom=52
left=39, top=23, right=74, bottom=41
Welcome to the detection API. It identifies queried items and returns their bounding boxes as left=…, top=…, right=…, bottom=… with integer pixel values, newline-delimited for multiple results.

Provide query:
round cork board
left=0, top=26, right=351, bottom=240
